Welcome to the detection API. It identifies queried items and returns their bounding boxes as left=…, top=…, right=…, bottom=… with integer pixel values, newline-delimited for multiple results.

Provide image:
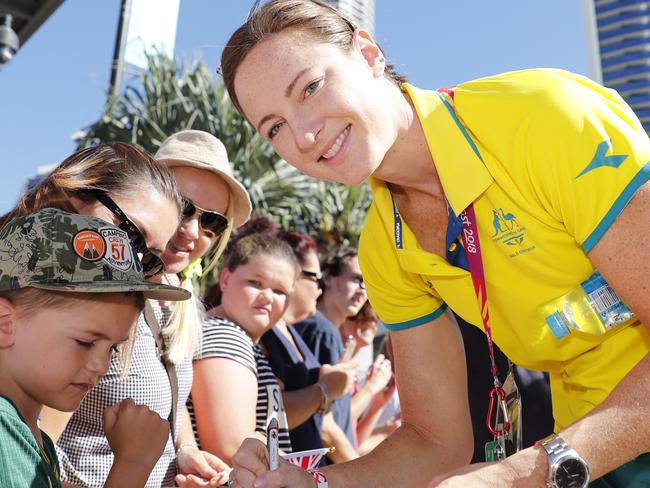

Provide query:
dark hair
left=347, top=300, right=378, bottom=324
left=230, top=215, right=317, bottom=268
left=1, top=142, right=182, bottom=227
left=223, top=232, right=299, bottom=277
left=277, top=229, right=317, bottom=268
left=321, top=246, right=358, bottom=278
left=221, top=0, right=407, bottom=114
left=232, top=215, right=279, bottom=239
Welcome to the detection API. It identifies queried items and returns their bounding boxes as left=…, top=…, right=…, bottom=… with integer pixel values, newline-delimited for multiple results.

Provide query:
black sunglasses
left=300, top=269, right=322, bottom=283
left=87, top=190, right=165, bottom=278
left=181, top=198, right=229, bottom=238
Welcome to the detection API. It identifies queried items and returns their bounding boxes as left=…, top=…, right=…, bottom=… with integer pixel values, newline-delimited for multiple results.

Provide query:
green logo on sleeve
left=577, top=140, right=627, bottom=178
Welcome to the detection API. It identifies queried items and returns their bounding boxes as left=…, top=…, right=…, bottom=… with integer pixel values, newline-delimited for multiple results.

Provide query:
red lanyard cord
left=459, top=205, right=510, bottom=436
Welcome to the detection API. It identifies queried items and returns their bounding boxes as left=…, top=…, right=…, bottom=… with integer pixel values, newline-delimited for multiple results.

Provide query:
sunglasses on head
left=86, top=189, right=165, bottom=278
left=181, top=198, right=229, bottom=239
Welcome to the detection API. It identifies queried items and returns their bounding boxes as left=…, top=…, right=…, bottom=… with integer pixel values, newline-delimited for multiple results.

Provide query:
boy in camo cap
left=0, top=208, right=189, bottom=488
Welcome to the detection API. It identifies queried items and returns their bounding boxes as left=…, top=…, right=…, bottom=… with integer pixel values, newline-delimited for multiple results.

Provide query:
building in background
left=323, top=0, right=375, bottom=34
left=589, top=0, right=650, bottom=133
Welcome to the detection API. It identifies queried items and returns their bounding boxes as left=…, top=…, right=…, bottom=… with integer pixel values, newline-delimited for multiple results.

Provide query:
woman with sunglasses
left=4, top=136, right=249, bottom=487
left=1, top=141, right=206, bottom=487
left=155, top=130, right=252, bottom=486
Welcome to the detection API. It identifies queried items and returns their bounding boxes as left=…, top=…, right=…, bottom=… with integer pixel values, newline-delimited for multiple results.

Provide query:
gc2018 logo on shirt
left=490, top=208, right=535, bottom=257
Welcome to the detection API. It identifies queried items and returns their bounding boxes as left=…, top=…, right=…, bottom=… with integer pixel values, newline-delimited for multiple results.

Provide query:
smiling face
left=234, top=30, right=399, bottom=186
left=161, top=167, right=230, bottom=274
left=219, top=254, right=296, bottom=342
left=0, top=293, right=139, bottom=420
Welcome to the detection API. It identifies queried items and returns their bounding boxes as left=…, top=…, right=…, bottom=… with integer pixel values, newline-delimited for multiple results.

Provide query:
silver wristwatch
left=539, top=434, right=590, bottom=488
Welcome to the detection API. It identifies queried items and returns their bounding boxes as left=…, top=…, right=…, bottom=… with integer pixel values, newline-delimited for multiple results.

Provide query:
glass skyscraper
left=591, top=0, right=650, bottom=132
left=323, top=0, right=375, bottom=34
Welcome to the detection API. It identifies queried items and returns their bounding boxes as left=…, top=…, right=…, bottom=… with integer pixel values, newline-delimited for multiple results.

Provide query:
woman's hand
left=319, top=361, right=357, bottom=399
left=230, top=438, right=316, bottom=488
left=176, top=445, right=231, bottom=487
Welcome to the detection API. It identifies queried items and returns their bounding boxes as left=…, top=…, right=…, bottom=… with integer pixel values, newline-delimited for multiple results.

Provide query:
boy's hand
left=103, top=398, right=169, bottom=467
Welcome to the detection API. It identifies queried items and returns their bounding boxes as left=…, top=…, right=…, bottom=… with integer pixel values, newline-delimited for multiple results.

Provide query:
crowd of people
left=0, top=128, right=401, bottom=488
left=2, top=1, right=650, bottom=487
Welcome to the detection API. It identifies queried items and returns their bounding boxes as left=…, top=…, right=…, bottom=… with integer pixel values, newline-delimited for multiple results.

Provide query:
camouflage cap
left=0, top=208, right=190, bottom=301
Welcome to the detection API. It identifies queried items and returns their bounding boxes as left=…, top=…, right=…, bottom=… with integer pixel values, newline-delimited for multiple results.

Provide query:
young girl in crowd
left=0, top=208, right=189, bottom=488
left=4, top=135, right=248, bottom=487
left=223, top=0, right=650, bottom=487
left=189, top=231, right=299, bottom=464
left=255, top=218, right=356, bottom=460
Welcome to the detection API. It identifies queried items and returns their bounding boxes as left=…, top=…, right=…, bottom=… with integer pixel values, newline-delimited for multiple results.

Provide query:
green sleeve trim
left=384, top=304, right=448, bottom=331
left=583, top=162, right=650, bottom=253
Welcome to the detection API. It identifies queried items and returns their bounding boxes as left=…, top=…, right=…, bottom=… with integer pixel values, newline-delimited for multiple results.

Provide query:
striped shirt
left=188, top=317, right=292, bottom=453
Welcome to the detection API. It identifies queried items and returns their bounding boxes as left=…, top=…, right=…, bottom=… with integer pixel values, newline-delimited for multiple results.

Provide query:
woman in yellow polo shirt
left=219, top=1, right=650, bottom=487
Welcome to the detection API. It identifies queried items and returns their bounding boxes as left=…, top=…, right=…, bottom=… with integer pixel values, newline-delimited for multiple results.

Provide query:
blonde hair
left=161, top=175, right=237, bottom=364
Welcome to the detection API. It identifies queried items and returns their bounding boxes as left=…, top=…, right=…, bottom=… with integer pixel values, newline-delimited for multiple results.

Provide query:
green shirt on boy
left=0, top=395, right=61, bottom=488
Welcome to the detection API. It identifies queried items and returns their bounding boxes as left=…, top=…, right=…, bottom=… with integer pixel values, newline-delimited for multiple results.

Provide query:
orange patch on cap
left=73, top=230, right=106, bottom=261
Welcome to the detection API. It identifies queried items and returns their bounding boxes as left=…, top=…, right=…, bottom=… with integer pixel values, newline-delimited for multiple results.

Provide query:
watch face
left=554, top=459, right=588, bottom=488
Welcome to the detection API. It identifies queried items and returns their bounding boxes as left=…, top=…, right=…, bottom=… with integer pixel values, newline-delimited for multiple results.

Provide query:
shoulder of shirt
left=203, top=315, right=243, bottom=331
left=0, top=397, right=32, bottom=443
left=201, top=317, right=253, bottom=344
left=0, top=396, right=20, bottom=419
left=312, top=311, right=339, bottom=333
left=455, top=68, right=605, bottom=112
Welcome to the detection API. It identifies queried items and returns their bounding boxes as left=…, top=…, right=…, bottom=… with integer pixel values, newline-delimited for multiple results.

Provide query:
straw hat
left=155, top=130, right=252, bottom=227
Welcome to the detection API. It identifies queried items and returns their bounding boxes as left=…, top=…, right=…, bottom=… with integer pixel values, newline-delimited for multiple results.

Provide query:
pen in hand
left=267, top=418, right=279, bottom=471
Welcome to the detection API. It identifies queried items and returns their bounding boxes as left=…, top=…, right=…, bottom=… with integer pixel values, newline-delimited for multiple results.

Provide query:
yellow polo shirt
left=359, top=69, right=650, bottom=430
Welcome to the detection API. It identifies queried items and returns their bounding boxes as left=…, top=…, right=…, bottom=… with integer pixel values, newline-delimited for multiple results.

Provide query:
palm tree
left=77, top=52, right=371, bottom=250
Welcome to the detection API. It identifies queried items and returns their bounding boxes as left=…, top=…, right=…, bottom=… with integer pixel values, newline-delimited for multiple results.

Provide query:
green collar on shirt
left=399, top=82, right=494, bottom=217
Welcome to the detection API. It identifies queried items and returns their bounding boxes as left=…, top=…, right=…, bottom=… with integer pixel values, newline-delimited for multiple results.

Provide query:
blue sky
left=0, top=1, right=591, bottom=214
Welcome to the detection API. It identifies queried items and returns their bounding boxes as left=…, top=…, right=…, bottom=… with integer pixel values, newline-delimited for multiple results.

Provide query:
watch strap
left=537, top=434, right=590, bottom=488
left=539, top=433, right=566, bottom=456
